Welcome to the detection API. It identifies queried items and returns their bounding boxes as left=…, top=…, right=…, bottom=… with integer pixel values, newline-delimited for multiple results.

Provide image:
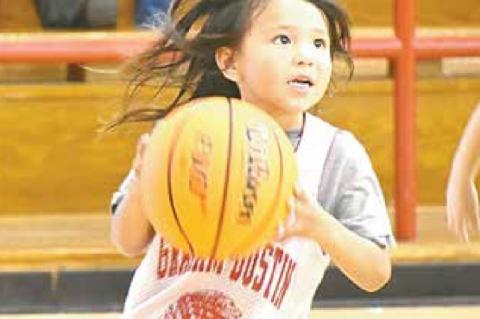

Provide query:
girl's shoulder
left=311, top=126, right=373, bottom=175
left=306, top=113, right=369, bottom=164
left=332, top=129, right=369, bottom=159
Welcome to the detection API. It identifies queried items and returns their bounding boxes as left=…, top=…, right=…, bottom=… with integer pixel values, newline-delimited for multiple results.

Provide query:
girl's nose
left=293, top=44, right=315, bottom=66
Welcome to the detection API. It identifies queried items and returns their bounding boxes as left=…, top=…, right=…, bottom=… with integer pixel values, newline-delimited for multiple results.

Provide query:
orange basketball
left=140, top=97, right=297, bottom=260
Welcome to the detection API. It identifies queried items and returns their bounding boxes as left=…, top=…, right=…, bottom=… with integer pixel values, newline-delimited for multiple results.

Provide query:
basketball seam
left=167, top=116, right=195, bottom=256
left=211, top=98, right=234, bottom=259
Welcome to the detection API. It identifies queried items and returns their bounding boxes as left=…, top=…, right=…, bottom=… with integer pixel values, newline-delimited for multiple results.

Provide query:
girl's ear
left=215, top=46, right=239, bottom=83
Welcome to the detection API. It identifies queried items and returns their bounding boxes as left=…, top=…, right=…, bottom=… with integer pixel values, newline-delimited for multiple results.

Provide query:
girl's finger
left=288, top=197, right=295, bottom=210
left=276, top=222, right=299, bottom=243
left=138, top=133, right=150, bottom=154
left=449, top=215, right=461, bottom=240
left=293, top=183, right=309, bottom=202
left=446, top=214, right=453, bottom=232
left=276, top=223, right=286, bottom=241
left=447, top=212, right=458, bottom=234
left=287, top=209, right=297, bottom=228
left=473, top=210, right=480, bottom=232
left=461, top=221, right=470, bottom=243
left=133, top=134, right=151, bottom=177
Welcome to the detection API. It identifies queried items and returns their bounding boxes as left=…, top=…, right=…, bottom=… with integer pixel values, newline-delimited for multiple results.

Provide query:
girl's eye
left=274, top=35, right=291, bottom=45
left=314, top=39, right=326, bottom=48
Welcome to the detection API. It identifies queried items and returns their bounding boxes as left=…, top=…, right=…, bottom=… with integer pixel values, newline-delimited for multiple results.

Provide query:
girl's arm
left=277, top=131, right=393, bottom=292
left=110, top=134, right=155, bottom=257
left=313, top=207, right=390, bottom=292
left=279, top=187, right=391, bottom=292
left=446, top=103, right=480, bottom=241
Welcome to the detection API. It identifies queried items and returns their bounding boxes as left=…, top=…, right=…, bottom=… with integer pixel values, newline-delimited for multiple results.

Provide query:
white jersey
left=113, top=113, right=394, bottom=318
left=123, top=115, right=335, bottom=319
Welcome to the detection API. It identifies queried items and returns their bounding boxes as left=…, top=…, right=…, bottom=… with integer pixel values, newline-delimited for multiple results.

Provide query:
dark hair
left=107, top=0, right=353, bottom=129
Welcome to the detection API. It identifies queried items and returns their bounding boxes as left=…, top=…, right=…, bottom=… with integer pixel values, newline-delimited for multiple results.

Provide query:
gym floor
left=2, top=306, right=480, bottom=319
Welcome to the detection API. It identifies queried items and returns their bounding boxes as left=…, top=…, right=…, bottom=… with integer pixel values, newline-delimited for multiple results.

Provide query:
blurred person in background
left=35, top=0, right=118, bottom=28
left=136, top=0, right=171, bottom=28
left=447, top=102, right=480, bottom=241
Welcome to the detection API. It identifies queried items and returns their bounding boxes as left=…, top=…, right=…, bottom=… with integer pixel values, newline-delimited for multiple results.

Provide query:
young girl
left=110, top=0, right=395, bottom=318
left=446, top=102, right=480, bottom=242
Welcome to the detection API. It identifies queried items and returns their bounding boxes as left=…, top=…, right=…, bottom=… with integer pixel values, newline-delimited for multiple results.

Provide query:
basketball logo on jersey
left=189, top=133, right=213, bottom=213
left=163, top=290, right=243, bottom=319
left=239, top=123, right=270, bottom=224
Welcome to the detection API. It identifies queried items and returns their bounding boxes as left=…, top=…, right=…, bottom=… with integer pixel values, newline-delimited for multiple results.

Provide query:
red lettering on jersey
left=274, top=259, right=297, bottom=308
left=157, top=238, right=169, bottom=279
left=179, top=253, right=191, bottom=274
left=270, top=253, right=289, bottom=303
left=191, top=258, right=206, bottom=272
left=198, top=259, right=206, bottom=272
left=242, top=253, right=259, bottom=287
left=205, top=258, right=214, bottom=272
left=263, top=247, right=283, bottom=300
left=168, top=247, right=179, bottom=277
left=156, top=236, right=300, bottom=310
left=229, top=259, right=245, bottom=281
left=206, top=258, right=224, bottom=274
left=216, top=260, right=225, bottom=274
left=252, top=245, right=273, bottom=292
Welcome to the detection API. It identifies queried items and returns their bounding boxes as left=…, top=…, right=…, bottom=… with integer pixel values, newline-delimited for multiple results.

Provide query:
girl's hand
left=133, top=133, right=150, bottom=178
left=110, top=132, right=154, bottom=257
left=277, top=185, right=392, bottom=292
left=446, top=178, right=480, bottom=242
left=276, top=184, right=326, bottom=241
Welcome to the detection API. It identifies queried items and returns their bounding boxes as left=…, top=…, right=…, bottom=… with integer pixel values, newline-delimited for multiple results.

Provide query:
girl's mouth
left=288, top=79, right=313, bottom=92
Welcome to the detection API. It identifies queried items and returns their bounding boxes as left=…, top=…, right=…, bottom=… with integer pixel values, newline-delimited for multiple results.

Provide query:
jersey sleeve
left=110, top=169, right=137, bottom=215
left=317, top=130, right=396, bottom=249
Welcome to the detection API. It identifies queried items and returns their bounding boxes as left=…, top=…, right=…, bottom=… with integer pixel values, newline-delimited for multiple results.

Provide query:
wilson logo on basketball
left=163, top=290, right=243, bottom=319
left=189, top=133, right=213, bottom=213
left=239, top=124, right=270, bottom=224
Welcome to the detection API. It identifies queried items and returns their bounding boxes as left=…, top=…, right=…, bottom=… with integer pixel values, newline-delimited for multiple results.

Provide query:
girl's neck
left=273, top=112, right=305, bottom=131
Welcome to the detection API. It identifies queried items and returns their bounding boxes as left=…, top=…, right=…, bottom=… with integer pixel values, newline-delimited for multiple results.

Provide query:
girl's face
left=224, top=0, right=332, bottom=129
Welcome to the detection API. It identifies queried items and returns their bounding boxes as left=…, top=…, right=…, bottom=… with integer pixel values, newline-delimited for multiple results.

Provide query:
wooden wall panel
left=0, top=0, right=478, bottom=32
left=342, top=0, right=480, bottom=27
left=1, top=80, right=479, bottom=214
